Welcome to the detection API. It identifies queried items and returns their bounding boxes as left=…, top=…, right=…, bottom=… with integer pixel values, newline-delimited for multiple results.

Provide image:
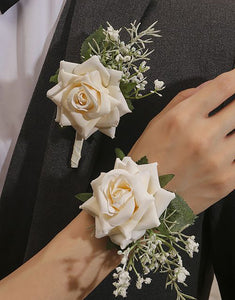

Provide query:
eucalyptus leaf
left=136, top=156, right=148, bottom=165
left=49, top=69, right=59, bottom=84
left=158, top=194, right=196, bottom=234
left=115, top=148, right=126, bottom=160
left=159, top=174, right=174, bottom=188
left=80, top=26, right=105, bottom=61
left=75, top=193, right=93, bottom=202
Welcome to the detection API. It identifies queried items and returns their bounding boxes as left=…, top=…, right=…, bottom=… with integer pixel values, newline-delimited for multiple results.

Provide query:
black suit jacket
left=1, top=1, right=235, bottom=299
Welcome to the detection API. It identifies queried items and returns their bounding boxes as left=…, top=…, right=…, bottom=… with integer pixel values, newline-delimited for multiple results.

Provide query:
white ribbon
left=71, top=132, right=84, bottom=168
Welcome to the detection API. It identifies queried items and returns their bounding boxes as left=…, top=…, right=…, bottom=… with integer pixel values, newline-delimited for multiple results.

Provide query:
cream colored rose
left=47, top=56, right=130, bottom=139
left=80, top=157, right=175, bottom=249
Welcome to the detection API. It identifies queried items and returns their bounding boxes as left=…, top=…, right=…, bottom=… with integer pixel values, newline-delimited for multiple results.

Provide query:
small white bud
left=154, top=79, right=165, bottom=90
left=107, top=25, right=119, bottom=42
left=123, top=56, right=131, bottom=62
left=115, top=54, right=124, bottom=62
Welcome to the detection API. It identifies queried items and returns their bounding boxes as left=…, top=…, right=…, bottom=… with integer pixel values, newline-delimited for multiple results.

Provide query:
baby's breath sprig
left=80, top=21, right=164, bottom=110
left=113, top=225, right=199, bottom=300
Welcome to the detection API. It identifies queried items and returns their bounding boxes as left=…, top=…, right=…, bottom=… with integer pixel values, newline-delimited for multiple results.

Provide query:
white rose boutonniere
left=47, top=56, right=130, bottom=140
left=80, top=156, right=175, bottom=249
left=48, top=21, right=164, bottom=167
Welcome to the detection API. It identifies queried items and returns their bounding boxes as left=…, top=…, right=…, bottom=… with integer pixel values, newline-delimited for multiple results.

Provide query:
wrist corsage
left=78, top=150, right=198, bottom=300
left=47, top=21, right=164, bottom=167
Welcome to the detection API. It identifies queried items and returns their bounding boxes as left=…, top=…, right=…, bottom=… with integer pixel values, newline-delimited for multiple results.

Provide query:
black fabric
left=0, top=0, right=235, bottom=299
left=21, top=0, right=154, bottom=260
left=206, top=195, right=235, bottom=300
left=0, top=0, right=76, bottom=277
left=0, top=0, right=19, bottom=13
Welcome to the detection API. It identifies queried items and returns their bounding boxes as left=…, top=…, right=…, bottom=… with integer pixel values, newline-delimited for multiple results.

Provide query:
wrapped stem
left=71, top=132, right=84, bottom=168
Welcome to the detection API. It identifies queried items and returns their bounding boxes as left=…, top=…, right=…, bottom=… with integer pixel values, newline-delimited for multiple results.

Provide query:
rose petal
left=95, top=215, right=115, bottom=238
left=107, top=68, right=122, bottom=86
left=108, top=196, right=135, bottom=227
left=92, top=170, right=132, bottom=215
left=108, top=85, right=131, bottom=116
left=59, top=69, right=80, bottom=87
left=154, top=188, right=175, bottom=217
left=98, top=126, right=116, bottom=138
left=87, top=70, right=103, bottom=89
left=138, top=171, right=151, bottom=193
left=109, top=232, right=132, bottom=249
left=79, top=196, right=99, bottom=217
left=59, top=108, right=72, bottom=126
left=95, top=216, right=112, bottom=238
left=92, top=172, right=113, bottom=216
left=53, top=89, right=71, bottom=107
left=114, top=157, right=139, bottom=175
left=119, top=195, right=154, bottom=239
left=84, top=91, right=111, bottom=118
left=47, top=84, right=63, bottom=104
left=60, top=60, right=78, bottom=73
left=131, top=229, right=146, bottom=241
left=97, top=213, right=114, bottom=236
left=68, top=111, right=100, bottom=138
left=73, top=56, right=110, bottom=87
left=134, top=202, right=160, bottom=231
left=95, top=217, right=104, bottom=238
left=96, top=106, right=119, bottom=128
left=137, top=162, right=160, bottom=195
left=110, top=227, right=146, bottom=249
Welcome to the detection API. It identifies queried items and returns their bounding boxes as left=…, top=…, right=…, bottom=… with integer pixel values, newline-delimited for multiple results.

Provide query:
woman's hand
left=129, top=70, right=235, bottom=214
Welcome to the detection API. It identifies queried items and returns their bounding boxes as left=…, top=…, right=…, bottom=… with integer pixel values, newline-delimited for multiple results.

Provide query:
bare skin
left=0, top=211, right=121, bottom=300
left=130, top=70, right=235, bottom=214
left=0, top=70, right=234, bottom=299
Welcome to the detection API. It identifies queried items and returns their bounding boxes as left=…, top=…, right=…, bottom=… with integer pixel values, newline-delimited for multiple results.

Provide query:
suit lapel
left=0, top=0, right=151, bottom=275
left=0, top=0, right=77, bottom=278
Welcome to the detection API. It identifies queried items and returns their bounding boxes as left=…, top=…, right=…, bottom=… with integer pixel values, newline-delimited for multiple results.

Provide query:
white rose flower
left=47, top=55, right=130, bottom=139
left=80, top=157, right=175, bottom=249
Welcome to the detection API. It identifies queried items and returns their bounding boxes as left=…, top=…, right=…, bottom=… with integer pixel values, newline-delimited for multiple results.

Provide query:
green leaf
left=80, top=26, right=105, bottom=61
left=136, top=156, right=148, bottom=165
left=126, top=99, right=134, bottom=111
left=75, top=193, right=93, bottom=202
left=120, top=81, right=136, bottom=98
left=106, top=238, right=119, bottom=250
left=115, top=148, right=126, bottom=160
left=49, top=69, right=59, bottom=84
left=159, top=174, right=174, bottom=188
left=158, top=194, right=196, bottom=234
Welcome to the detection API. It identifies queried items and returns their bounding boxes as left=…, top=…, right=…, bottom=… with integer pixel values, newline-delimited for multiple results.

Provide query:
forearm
left=0, top=211, right=120, bottom=300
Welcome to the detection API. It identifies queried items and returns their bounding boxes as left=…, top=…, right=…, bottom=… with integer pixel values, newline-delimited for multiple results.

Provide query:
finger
left=163, top=81, right=212, bottom=113
left=164, top=88, right=196, bottom=112
left=211, top=99, right=235, bottom=136
left=188, top=69, right=235, bottom=116
left=196, top=80, right=212, bottom=90
left=219, top=134, right=235, bottom=164
left=226, top=133, right=235, bottom=161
